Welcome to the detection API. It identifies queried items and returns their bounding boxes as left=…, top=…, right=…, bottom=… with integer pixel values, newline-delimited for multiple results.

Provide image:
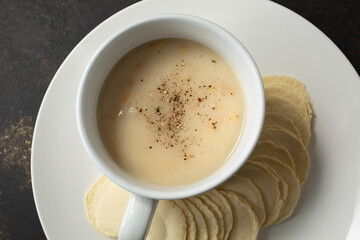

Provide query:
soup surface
left=97, top=38, right=245, bottom=186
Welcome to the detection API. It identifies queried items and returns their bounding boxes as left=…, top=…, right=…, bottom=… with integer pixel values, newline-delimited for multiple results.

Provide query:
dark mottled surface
left=0, top=0, right=358, bottom=239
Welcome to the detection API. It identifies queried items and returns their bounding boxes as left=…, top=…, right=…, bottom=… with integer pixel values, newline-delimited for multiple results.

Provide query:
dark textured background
left=0, top=0, right=358, bottom=238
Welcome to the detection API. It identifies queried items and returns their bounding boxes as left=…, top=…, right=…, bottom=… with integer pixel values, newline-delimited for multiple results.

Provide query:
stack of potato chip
left=85, top=75, right=312, bottom=239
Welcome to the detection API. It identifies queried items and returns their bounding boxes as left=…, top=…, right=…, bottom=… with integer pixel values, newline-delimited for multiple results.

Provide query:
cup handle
left=118, top=193, right=158, bottom=240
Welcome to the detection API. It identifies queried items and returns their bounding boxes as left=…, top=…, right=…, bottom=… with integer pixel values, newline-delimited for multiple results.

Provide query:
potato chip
left=85, top=176, right=187, bottom=239
left=265, top=85, right=311, bottom=124
left=85, top=175, right=130, bottom=238
left=147, top=200, right=187, bottom=240
left=220, top=191, right=260, bottom=240
left=264, top=112, right=301, bottom=141
left=172, top=200, right=196, bottom=240
left=260, top=127, right=310, bottom=185
left=198, top=194, right=225, bottom=239
left=217, top=175, right=265, bottom=226
left=183, top=199, right=208, bottom=240
left=236, top=161, right=283, bottom=228
left=250, top=155, right=300, bottom=225
left=266, top=96, right=311, bottom=146
left=252, top=141, right=294, bottom=170
left=263, top=75, right=312, bottom=112
left=188, top=197, right=219, bottom=239
left=203, top=189, right=233, bottom=240
left=251, top=161, right=289, bottom=223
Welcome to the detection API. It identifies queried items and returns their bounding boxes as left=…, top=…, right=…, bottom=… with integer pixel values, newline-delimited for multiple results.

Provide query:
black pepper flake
left=212, top=60, right=216, bottom=63
left=135, top=69, right=221, bottom=161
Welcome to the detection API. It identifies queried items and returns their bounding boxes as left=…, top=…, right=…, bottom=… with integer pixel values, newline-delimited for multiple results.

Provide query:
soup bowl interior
left=76, top=14, right=264, bottom=200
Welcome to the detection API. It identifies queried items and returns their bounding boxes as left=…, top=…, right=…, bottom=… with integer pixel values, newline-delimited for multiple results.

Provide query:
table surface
left=0, top=0, right=359, bottom=238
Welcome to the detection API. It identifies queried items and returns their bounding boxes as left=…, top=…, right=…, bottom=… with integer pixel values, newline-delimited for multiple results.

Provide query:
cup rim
left=76, top=13, right=265, bottom=200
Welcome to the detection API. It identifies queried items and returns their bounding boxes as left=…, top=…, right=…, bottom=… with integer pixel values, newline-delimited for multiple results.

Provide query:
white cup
left=76, top=14, right=264, bottom=239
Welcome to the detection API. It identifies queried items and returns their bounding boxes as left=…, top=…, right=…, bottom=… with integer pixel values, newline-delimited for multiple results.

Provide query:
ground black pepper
left=133, top=56, right=235, bottom=160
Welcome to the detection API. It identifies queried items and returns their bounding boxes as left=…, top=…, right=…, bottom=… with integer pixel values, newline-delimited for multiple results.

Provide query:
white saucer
left=31, top=0, right=360, bottom=239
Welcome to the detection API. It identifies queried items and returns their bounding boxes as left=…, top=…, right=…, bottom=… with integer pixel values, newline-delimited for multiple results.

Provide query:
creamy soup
left=97, top=38, right=245, bottom=186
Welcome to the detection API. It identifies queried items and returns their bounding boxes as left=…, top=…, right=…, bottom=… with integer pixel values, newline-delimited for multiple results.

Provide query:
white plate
left=31, top=0, right=360, bottom=239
